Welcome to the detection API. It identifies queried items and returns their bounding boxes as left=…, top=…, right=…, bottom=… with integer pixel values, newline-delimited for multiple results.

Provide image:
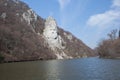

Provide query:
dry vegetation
left=97, top=29, right=120, bottom=58
left=0, top=0, right=94, bottom=62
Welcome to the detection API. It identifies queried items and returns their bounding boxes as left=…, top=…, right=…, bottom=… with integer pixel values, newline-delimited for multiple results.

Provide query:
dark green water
left=0, top=57, right=120, bottom=80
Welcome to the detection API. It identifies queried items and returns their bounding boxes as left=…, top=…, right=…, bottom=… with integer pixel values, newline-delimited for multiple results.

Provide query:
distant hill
left=0, top=0, right=94, bottom=62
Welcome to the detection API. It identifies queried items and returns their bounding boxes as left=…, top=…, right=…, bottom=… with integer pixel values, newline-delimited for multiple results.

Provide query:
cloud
left=85, top=0, right=120, bottom=48
left=87, top=10, right=120, bottom=27
left=87, top=0, right=120, bottom=28
left=112, top=0, right=120, bottom=7
left=58, top=0, right=71, bottom=10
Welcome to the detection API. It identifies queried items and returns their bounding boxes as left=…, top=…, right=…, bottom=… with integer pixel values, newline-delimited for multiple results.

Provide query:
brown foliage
left=97, top=29, right=120, bottom=58
left=0, top=0, right=56, bottom=62
left=0, top=0, right=94, bottom=62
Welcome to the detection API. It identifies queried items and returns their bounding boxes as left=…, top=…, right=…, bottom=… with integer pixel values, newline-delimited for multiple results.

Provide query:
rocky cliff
left=0, top=0, right=94, bottom=62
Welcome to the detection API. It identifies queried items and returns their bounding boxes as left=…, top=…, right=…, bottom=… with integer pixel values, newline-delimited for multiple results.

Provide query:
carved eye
left=54, top=37, right=57, bottom=39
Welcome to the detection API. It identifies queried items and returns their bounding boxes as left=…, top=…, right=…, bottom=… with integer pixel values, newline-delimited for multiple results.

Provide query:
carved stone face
left=45, top=16, right=57, bottom=29
left=44, top=16, right=57, bottom=39
left=43, top=16, right=63, bottom=49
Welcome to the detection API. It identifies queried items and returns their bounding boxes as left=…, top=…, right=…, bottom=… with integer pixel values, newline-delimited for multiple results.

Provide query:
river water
left=0, top=57, right=120, bottom=80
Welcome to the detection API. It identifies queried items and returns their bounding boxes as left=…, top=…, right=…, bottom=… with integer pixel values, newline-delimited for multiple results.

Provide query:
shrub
left=97, top=29, right=120, bottom=58
left=0, top=54, right=4, bottom=62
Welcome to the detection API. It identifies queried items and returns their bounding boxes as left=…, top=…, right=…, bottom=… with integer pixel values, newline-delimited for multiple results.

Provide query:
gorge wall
left=0, top=0, right=94, bottom=62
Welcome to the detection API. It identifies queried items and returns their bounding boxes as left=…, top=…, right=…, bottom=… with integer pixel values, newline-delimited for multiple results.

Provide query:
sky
left=20, top=0, right=120, bottom=49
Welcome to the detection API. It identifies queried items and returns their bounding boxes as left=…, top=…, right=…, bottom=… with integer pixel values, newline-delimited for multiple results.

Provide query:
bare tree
left=118, top=29, right=120, bottom=38
left=97, top=29, right=120, bottom=58
left=107, top=29, right=117, bottom=40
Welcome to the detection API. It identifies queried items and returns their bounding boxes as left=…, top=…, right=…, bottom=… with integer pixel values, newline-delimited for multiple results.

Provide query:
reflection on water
left=0, top=57, right=120, bottom=80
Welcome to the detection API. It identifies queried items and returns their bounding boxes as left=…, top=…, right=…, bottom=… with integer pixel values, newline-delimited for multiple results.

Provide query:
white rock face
left=43, top=16, right=70, bottom=59
left=67, top=34, right=73, bottom=40
left=0, top=13, right=6, bottom=19
left=22, top=9, right=38, bottom=32
left=43, top=16, right=63, bottom=49
left=22, top=9, right=37, bottom=25
left=64, top=32, right=73, bottom=40
left=16, top=13, right=19, bottom=16
left=4, top=3, right=8, bottom=6
left=12, top=0, right=19, bottom=4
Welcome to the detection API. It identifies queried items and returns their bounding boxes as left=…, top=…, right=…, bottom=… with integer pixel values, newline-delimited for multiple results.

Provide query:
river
left=0, top=57, right=120, bottom=80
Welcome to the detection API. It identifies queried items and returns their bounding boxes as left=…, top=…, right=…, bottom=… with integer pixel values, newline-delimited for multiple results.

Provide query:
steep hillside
left=0, top=0, right=94, bottom=62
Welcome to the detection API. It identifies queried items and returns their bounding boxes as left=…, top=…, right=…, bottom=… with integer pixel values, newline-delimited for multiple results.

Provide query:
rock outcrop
left=0, top=0, right=94, bottom=62
left=43, top=17, right=68, bottom=59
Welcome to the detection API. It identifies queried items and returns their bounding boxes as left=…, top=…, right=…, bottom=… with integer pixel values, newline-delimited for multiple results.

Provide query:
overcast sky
left=21, top=0, right=120, bottom=49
